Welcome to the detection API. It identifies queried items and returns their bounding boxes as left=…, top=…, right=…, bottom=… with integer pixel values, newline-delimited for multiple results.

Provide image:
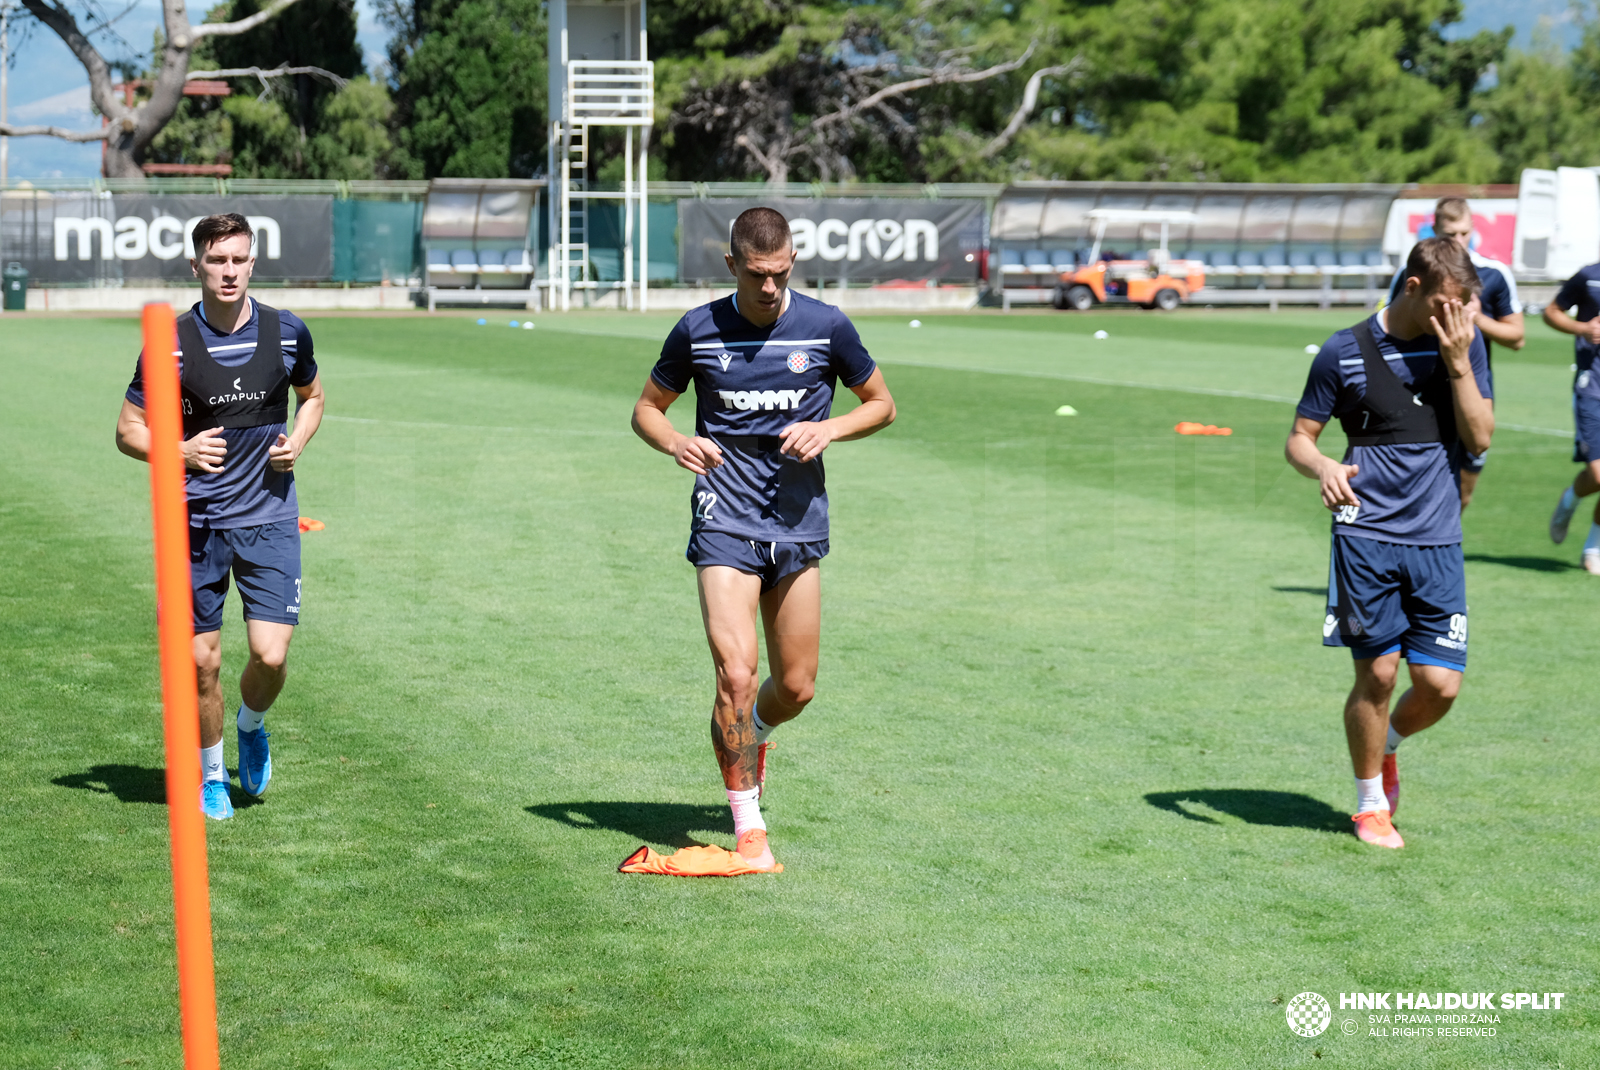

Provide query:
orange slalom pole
left=141, top=302, right=222, bottom=1070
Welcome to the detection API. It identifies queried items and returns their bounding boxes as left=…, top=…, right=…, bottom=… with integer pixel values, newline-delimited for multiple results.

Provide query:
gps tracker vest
left=1338, top=319, right=1456, bottom=447
left=176, top=304, right=290, bottom=437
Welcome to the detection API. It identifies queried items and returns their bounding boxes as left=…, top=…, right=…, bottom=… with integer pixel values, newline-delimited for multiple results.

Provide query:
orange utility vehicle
left=1054, top=209, right=1206, bottom=311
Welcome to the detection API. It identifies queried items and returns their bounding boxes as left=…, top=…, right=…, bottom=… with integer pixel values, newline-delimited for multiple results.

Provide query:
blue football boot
left=200, top=779, right=234, bottom=820
left=238, top=724, right=272, bottom=797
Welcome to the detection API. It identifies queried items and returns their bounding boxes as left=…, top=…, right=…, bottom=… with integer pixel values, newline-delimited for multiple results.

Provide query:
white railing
left=566, top=61, right=654, bottom=124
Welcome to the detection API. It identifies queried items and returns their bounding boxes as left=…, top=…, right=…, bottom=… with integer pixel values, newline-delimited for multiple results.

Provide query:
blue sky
left=0, top=0, right=1583, bottom=180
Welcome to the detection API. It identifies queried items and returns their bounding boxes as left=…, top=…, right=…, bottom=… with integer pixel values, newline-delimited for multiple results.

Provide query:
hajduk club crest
left=787, top=351, right=809, bottom=373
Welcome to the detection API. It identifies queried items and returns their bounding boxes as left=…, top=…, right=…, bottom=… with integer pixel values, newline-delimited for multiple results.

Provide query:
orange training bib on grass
left=298, top=517, right=325, bottom=532
left=618, top=844, right=782, bottom=876
left=1174, top=423, right=1233, bottom=436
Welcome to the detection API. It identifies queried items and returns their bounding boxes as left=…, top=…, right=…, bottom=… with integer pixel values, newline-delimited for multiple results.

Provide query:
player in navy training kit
left=631, top=207, right=896, bottom=871
left=1541, top=261, right=1600, bottom=573
left=116, top=214, right=325, bottom=820
left=1287, top=237, right=1494, bottom=849
left=1385, top=197, right=1524, bottom=510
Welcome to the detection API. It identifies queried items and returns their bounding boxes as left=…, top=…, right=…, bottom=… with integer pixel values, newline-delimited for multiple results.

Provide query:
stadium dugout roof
left=995, top=181, right=1407, bottom=254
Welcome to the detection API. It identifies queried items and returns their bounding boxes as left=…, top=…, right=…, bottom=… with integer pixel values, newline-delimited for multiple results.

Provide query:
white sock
left=237, top=701, right=266, bottom=733
left=201, top=741, right=227, bottom=783
left=726, top=786, right=764, bottom=838
left=1585, top=523, right=1600, bottom=556
left=1385, top=724, right=1405, bottom=756
left=752, top=703, right=776, bottom=745
left=1355, top=774, right=1388, bottom=815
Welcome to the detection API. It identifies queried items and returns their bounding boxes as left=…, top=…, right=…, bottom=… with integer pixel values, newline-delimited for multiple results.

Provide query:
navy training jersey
left=1297, top=311, right=1491, bottom=546
left=651, top=290, right=877, bottom=541
left=1553, top=263, right=1600, bottom=403
left=126, top=298, right=318, bottom=529
left=1386, top=250, right=1519, bottom=323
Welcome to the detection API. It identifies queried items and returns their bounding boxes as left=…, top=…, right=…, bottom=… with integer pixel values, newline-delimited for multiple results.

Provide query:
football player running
left=1542, top=260, right=1600, bottom=572
left=631, top=207, right=895, bottom=871
left=116, top=213, right=324, bottom=820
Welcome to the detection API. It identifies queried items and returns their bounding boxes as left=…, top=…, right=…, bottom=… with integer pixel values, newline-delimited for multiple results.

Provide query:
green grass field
left=1, top=305, right=1596, bottom=1068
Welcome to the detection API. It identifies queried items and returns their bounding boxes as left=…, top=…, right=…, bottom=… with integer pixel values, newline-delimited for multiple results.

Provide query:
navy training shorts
left=1323, top=534, right=1467, bottom=671
left=686, top=530, right=828, bottom=593
left=1574, top=386, right=1600, bottom=465
left=190, top=517, right=302, bottom=633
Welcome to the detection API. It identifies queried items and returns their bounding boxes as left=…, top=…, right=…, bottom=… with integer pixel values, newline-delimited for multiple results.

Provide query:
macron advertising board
left=0, top=194, right=334, bottom=283
left=678, top=198, right=985, bottom=284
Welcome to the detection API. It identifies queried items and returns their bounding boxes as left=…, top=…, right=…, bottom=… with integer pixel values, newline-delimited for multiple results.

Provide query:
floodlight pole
left=2, top=0, right=10, bottom=190
left=637, top=9, right=648, bottom=313
left=624, top=124, right=633, bottom=310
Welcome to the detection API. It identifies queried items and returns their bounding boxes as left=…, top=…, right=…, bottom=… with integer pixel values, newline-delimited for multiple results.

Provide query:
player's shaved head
left=729, top=207, right=793, bottom=262
left=1404, top=236, right=1480, bottom=299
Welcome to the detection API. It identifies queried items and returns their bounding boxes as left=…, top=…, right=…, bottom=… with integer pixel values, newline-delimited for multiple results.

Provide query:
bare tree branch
left=0, top=121, right=117, bottom=141
left=189, top=64, right=350, bottom=99
left=180, top=0, right=308, bottom=45
left=14, top=0, right=318, bottom=174
left=980, top=58, right=1082, bottom=159
left=733, top=132, right=786, bottom=184
left=809, top=40, right=1038, bottom=134
left=19, top=0, right=129, bottom=124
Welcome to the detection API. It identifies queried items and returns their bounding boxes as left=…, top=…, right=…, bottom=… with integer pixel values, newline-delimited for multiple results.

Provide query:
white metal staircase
left=549, top=48, right=654, bottom=311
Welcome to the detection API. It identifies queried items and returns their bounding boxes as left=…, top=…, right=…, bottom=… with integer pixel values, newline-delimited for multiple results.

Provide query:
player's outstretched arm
left=1285, top=415, right=1360, bottom=511
left=116, top=399, right=228, bottom=472
left=631, top=377, right=724, bottom=475
left=777, top=368, right=896, bottom=463
left=269, top=375, right=325, bottom=472
left=1543, top=303, right=1600, bottom=346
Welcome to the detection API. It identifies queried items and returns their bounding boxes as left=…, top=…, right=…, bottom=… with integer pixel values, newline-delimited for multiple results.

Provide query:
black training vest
left=177, top=303, right=289, bottom=438
left=1338, top=319, right=1456, bottom=447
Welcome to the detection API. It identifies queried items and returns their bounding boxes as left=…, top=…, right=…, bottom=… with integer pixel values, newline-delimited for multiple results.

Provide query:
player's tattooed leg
left=712, top=705, right=759, bottom=791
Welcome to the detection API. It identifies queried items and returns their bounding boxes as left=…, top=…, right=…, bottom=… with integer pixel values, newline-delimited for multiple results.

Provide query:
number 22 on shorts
left=693, top=491, right=718, bottom=522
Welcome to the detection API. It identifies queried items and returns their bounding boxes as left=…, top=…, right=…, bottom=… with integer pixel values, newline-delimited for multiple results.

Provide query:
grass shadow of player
left=51, top=763, right=264, bottom=809
left=1145, top=789, right=1350, bottom=835
left=525, top=801, right=731, bottom=850
left=52, top=764, right=168, bottom=804
left=1463, top=553, right=1580, bottom=573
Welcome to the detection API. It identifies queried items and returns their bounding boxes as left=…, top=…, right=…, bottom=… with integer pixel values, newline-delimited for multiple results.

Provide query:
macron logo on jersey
left=719, top=388, right=808, bottom=411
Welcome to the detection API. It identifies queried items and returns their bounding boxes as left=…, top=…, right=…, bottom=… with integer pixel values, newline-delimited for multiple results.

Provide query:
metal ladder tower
left=547, top=0, right=653, bottom=312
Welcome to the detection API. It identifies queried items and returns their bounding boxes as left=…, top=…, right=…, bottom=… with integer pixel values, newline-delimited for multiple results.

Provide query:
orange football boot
left=735, top=828, right=778, bottom=871
left=1352, top=809, right=1404, bottom=849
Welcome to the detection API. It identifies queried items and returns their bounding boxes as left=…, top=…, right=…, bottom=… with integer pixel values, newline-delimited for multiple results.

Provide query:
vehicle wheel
left=1154, top=288, right=1181, bottom=311
left=1053, top=286, right=1069, bottom=310
left=1065, top=285, right=1095, bottom=311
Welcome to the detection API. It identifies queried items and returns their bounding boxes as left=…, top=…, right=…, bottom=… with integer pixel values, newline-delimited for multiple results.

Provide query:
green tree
left=648, top=0, right=1517, bottom=184
left=145, top=0, right=396, bottom=179
left=1475, top=12, right=1600, bottom=179
left=381, top=0, right=546, bottom=178
left=217, top=76, right=395, bottom=178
